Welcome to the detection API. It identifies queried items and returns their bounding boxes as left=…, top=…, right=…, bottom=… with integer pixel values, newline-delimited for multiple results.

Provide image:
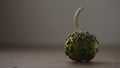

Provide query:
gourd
left=64, top=7, right=99, bottom=62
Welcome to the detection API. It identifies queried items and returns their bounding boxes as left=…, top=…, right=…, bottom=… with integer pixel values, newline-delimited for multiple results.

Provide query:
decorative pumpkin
left=64, top=7, right=99, bottom=62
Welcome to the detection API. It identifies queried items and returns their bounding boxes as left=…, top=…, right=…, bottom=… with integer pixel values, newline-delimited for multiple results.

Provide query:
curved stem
left=74, top=7, right=84, bottom=33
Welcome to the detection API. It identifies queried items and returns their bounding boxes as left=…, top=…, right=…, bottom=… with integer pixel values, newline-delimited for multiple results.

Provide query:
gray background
left=0, top=0, right=120, bottom=46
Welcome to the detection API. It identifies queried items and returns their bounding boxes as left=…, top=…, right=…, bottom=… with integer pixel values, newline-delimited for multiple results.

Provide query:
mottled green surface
left=65, top=32, right=99, bottom=62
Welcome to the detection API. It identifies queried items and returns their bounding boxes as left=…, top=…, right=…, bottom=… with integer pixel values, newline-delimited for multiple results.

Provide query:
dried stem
left=74, top=7, right=84, bottom=33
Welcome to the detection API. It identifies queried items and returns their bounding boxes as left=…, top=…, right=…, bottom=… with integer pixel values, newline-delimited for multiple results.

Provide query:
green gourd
left=64, top=7, right=99, bottom=62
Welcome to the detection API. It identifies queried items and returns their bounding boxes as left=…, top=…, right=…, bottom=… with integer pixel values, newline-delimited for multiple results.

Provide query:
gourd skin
left=65, top=32, right=99, bottom=62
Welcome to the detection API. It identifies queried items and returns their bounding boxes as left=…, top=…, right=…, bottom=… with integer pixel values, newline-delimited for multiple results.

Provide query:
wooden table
left=0, top=45, right=120, bottom=68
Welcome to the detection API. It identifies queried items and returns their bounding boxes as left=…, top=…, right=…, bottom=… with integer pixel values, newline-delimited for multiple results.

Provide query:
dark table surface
left=0, top=45, right=120, bottom=68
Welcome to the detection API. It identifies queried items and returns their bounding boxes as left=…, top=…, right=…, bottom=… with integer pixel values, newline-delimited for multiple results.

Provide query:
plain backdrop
left=0, top=0, right=120, bottom=46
